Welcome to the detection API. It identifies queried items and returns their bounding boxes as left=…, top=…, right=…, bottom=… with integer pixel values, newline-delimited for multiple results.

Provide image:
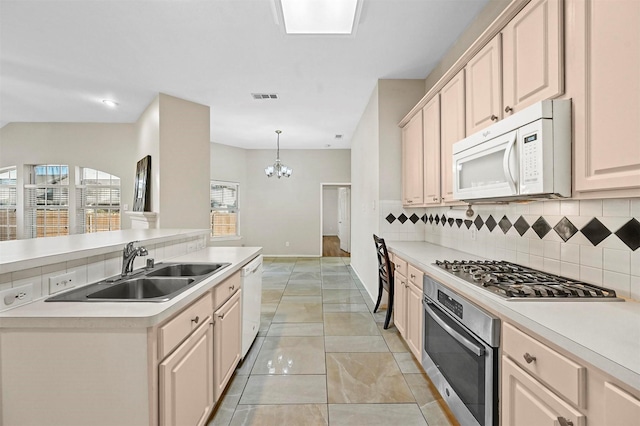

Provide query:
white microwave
left=453, top=100, right=571, bottom=202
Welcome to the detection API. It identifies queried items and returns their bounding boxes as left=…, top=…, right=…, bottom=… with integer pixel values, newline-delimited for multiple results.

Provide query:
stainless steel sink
left=46, top=262, right=231, bottom=302
left=86, top=277, right=195, bottom=301
left=145, top=263, right=227, bottom=277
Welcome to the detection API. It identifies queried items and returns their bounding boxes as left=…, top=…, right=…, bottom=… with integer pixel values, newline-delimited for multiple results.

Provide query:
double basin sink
left=46, top=262, right=230, bottom=302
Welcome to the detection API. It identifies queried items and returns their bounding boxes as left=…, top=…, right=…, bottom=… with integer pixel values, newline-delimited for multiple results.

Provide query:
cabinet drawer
left=393, top=256, right=407, bottom=277
left=213, top=270, right=241, bottom=308
left=407, top=264, right=423, bottom=290
left=503, top=322, right=586, bottom=408
left=159, top=293, right=213, bottom=360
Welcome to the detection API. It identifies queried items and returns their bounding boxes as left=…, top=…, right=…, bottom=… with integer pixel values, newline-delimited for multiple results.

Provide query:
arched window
left=0, top=167, right=17, bottom=241
left=77, top=168, right=121, bottom=233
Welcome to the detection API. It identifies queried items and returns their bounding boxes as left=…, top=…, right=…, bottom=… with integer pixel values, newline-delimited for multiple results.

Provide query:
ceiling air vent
left=251, top=93, right=279, bottom=100
left=335, top=134, right=343, bottom=139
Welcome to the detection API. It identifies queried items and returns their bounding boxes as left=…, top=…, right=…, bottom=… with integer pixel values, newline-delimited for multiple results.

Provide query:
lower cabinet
left=393, top=272, right=407, bottom=337
left=213, top=288, right=242, bottom=400
left=159, top=319, right=214, bottom=426
left=392, top=256, right=424, bottom=361
left=405, top=281, right=422, bottom=360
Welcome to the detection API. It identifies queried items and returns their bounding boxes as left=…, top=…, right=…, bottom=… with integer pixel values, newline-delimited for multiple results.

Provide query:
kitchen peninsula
left=0, top=229, right=262, bottom=426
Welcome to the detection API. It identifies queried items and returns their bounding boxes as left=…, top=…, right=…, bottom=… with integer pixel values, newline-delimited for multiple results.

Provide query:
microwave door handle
left=425, top=301, right=485, bottom=357
left=503, top=132, right=517, bottom=193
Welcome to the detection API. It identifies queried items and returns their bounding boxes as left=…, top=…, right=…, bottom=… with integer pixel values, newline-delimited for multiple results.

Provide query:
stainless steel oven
left=422, top=275, right=500, bottom=426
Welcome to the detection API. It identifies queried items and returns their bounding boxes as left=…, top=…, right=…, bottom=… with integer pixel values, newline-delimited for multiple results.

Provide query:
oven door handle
left=425, top=301, right=485, bottom=357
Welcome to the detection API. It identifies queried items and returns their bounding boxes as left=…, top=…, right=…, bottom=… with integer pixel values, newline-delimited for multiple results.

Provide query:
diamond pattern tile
left=513, top=216, right=530, bottom=236
left=428, top=214, right=434, bottom=224
left=580, top=218, right=611, bottom=246
left=485, top=215, right=497, bottom=232
left=531, top=217, right=552, bottom=239
left=434, top=215, right=440, bottom=225
left=385, top=214, right=395, bottom=224
left=464, top=219, right=473, bottom=229
left=614, top=218, right=640, bottom=251
left=447, top=218, right=454, bottom=226
left=397, top=214, right=407, bottom=224
left=421, top=214, right=427, bottom=223
left=498, top=216, right=512, bottom=234
left=441, top=215, right=447, bottom=226
left=455, top=219, right=463, bottom=228
left=474, top=215, right=484, bottom=230
left=409, top=213, right=420, bottom=224
left=553, top=217, right=578, bottom=242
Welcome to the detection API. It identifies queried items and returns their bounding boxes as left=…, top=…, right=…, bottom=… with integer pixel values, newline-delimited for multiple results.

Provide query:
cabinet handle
left=191, top=316, right=200, bottom=324
left=505, top=106, right=513, bottom=113
left=558, top=417, right=574, bottom=426
left=406, top=200, right=413, bottom=203
left=218, top=312, right=225, bottom=320
left=229, top=285, right=235, bottom=291
left=490, top=114, right=498, bottom=121
left=410, top=274, right=415, bottom=279
left=523, top=352, right=536, bottom=364
left=433, top=197, right=439, bottom=201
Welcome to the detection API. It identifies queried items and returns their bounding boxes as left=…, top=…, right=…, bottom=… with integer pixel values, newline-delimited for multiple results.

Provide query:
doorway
left=320, top=184, right=351, bottom=257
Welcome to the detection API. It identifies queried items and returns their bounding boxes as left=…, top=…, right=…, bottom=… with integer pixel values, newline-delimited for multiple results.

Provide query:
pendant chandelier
left=264, top=130, right=292, bottom=178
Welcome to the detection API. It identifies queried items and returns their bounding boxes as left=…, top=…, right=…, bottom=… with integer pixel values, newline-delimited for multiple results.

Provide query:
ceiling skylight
left=279, top=0, right=360, bottom=34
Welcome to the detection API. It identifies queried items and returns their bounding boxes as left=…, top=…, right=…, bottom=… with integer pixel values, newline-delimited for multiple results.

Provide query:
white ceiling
left=0, top=0, right=489, bottom=149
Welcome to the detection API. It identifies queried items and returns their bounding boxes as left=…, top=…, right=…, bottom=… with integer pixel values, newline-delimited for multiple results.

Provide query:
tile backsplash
left=380, top=198, right=640, bottom=300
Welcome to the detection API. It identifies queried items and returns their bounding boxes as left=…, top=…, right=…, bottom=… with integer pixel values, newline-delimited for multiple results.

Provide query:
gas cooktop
left=434, top=260, right=622, bottom=301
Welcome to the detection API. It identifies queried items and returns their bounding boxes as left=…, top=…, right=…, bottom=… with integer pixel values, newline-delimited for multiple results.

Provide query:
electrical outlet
left=285, top=241, right=290, bottom=247
left=1, top=283, right=33, bottom=310
left=470, top=228, right=477, bottom=241
left=49, top=271, right=76, bottom=294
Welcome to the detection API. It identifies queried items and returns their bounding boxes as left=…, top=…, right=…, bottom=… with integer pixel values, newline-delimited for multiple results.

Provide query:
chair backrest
left=373, top=234, right=394, bottom=287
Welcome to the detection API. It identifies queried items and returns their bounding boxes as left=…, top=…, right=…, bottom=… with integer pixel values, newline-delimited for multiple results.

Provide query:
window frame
left=24, top=164, right=70, bottom=238
left=0, top=166, right=18, bottom=241
left=77, top=167, right=121, bottom=234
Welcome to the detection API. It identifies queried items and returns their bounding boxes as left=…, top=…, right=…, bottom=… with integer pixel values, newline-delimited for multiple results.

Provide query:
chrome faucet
left=122, top=241, right=148, bottom=277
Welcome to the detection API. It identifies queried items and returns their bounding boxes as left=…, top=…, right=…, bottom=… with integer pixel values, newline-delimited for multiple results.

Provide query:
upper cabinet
left=423, top=95, right=441, bottom=205
left=465, top=0, right=564, bottom=135
left=465, top=37, right=503, bottom=135
left=440, top=70, right=466, bottom=203
left=402, top=112, right=424, bottom=205
left=502, top=0, right=564, bottom=115
left=571, top=0, right=640, bottom=196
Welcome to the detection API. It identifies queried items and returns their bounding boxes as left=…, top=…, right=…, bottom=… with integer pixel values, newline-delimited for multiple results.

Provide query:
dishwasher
left=241, top=255, right=263, bottom=358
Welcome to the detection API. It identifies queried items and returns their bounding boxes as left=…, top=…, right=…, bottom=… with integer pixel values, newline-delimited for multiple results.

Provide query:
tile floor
left=208, top=257, right=457, bottom=426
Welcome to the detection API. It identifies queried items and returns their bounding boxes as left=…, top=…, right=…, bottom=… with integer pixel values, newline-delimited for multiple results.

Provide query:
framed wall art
left=133, top=155, right=151, bottom=212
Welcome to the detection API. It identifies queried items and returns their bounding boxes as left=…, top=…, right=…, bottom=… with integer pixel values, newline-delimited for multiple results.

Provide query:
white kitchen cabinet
left=422, top=95, right=441, bottom=205
left=440, top=70, right=466, bottom=203
left=159, top=319, right=214, bottom=426
left=570, top=0, right=640, bottom=196
left=465, top=36, right=503, bottom=135
left=402, top=111, right=424, bottom=206
left=213, top=287, right=242, bottom=400
left=405, top=264, right=423, bottom=361
left=393, top=268, right=408, bottom=337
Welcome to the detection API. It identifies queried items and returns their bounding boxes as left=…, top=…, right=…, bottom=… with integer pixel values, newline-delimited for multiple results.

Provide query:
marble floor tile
left=292, top=264, right=323, bottom=272
left=328, top=403, right=427, bottom=426
left=321, top=265, right=351, bottom=275
left=322, top=303, right=369, bottom=313
left=283, top=282, right=322, bottom=296
left=267, top=322, right=324, bottom=337
left=326, top=352, right=414, bottom=403
left=272, top=301, right=323, bottom=323
left=236, top=337, right=265, bottom=376
left=420, top=400, right=458, bottom=426
left=324, top=312, right=380, bottom=336
left=207, top=374, right=249, bottom=426
left=251, top=336, right=325, bottom=375
left=324, top=335, right=389, bottom=352
left=321, top=275, right=355, bottom=285
left=379, top=325, right=411, bottom=352
left=403, top=373, right=440, bottom=407
left=322, top=289, right=365, bottom=304
left=261, top=289, right=284, bottom=304
left=289, top=271, right=322, bottom=280
left=230, top=404, right=328, bottom=426
left=239, top=375, right=327, bottom=404
left=321, top=281, right=358, bottom=289
left=260, top=303, right=279, bottom=315
left=280, top=295, right=322, bottom=303
left=393, top=352, right=423, bottom=374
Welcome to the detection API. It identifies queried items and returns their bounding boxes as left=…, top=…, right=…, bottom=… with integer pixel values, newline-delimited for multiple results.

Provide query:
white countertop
left=0, top=229, right=210, bottom=274
left=386, top=241, right=640, bottom=392
left=0, top=246, right=262, bottom=329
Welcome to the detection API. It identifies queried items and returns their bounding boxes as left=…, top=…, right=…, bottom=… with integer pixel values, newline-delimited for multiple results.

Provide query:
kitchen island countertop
left=386, top=241, right=640, bottom=392
left=0, top=246, right=262, bottom=329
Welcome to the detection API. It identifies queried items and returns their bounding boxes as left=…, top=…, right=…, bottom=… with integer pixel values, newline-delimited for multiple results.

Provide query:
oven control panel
left=438, top=290, right=463, bottom=319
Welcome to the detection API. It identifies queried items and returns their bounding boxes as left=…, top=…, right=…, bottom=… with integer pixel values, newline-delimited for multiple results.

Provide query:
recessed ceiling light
left=102, top=99, right=119, bottom=108
left=278, top=0, right=361, bottom=35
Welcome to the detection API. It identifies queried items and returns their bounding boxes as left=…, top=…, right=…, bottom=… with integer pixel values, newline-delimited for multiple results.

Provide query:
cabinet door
left=465, top=36, right=503, bottom=135
left=502, top=0, right=563, bottom=115
left=214, top=289, right=242, bottom=400
left=402, top=112, right=424, bottom=206
left=440, top=70, right=466, bottom=203
left=422, top=95, right=441, bottom=205
left=159, top=319, right=214, bottom=426
left=406, top=282, right=423, bottom=360
left=393, top=274, right=407, bottom=337
left=603, top=382, right=640, bottom=426
left=572, top=0, right=640, bottom=194
left=502, top=356, right=586, bottom=426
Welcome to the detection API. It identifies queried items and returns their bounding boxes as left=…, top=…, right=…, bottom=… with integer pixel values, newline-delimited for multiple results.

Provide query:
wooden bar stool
left=373, top=234, right=394, bottom=329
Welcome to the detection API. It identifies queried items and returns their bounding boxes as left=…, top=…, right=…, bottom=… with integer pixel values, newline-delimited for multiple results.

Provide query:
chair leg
left=373, top=278, right=383, bottom=313
left=383, top=290, right=393, bottom=329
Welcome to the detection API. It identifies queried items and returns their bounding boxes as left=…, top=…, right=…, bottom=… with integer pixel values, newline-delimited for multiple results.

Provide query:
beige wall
left=243, top=149, right=350, bottom=256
